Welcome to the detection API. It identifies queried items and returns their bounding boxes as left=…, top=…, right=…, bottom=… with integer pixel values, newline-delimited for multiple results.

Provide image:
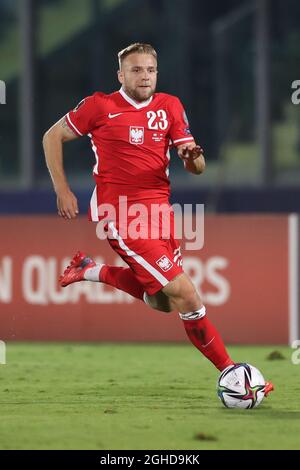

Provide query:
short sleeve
left=65, top=95, right=99, bottom=136
left=168, top=97, right=195, bottom=146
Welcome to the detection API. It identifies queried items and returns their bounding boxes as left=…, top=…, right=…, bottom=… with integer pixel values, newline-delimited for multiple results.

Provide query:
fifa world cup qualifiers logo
left=0, top=80, right=6, bottom=104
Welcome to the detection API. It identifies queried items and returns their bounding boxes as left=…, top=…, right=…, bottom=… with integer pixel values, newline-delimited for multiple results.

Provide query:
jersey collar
left=119, top=87, right=153, bottom=109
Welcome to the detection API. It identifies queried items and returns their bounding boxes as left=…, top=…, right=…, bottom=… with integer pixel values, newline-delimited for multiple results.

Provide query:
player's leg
left=59, top=251, right=172, bottom=312
left=60, top=251, right=145, bottom=300
left=162, top=272, right=234, bottom=371
left=96, top=264, right=173, bottom=313
left=105, top=222, right=234, bottom=371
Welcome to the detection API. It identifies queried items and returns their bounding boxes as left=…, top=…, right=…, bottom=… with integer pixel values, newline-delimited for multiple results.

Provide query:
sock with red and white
left=84, top=264, right=146, bottom=301
left=180, top=307, right=234, bottom=371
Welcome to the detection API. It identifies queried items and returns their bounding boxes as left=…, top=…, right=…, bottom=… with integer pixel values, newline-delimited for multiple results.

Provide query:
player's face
left=118, top=53, right=158, bottom=102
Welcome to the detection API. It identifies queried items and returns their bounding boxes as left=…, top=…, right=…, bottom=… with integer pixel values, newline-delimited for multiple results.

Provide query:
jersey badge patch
left=129, top=126, right=144, bottom=144
left=156, top=255, right=173, bottom=272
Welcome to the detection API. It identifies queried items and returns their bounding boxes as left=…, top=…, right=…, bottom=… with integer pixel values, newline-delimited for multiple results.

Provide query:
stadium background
left=0, top=0, right=300, bottom=450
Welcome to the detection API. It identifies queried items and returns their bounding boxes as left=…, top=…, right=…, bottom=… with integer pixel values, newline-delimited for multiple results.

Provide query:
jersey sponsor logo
left=156, top=255, right=173, bottom=272
left=129, top=126, right=144, bottom=144
left=108, top=112, right=123, bottom=119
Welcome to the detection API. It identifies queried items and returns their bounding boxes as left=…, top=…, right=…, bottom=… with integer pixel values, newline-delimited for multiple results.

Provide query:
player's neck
left=119, top=87, right=153, bottom=108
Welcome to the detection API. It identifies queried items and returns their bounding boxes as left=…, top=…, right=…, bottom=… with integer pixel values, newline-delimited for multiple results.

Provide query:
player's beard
left=126, top=85, right=155, bottom=102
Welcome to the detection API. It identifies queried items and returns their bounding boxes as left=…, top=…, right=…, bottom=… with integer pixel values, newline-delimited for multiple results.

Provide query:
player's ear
left=117, top=70, right=124, bottom=85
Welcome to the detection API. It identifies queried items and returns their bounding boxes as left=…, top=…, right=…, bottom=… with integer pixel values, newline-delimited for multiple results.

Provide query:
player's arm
left=42, top=116, right=79, bottom=219
left=177, top=142, right=206, bottom=175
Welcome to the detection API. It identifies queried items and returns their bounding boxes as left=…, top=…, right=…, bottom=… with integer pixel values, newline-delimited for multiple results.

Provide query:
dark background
left=1, top=0, right=300, bottom=213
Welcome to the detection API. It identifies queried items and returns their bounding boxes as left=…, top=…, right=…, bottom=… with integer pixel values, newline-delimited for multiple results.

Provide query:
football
left=217, top=363, right=266, bottom=409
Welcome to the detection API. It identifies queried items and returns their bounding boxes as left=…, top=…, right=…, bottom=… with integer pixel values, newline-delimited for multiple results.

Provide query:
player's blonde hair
left=118, top=43, right=157, bottom=69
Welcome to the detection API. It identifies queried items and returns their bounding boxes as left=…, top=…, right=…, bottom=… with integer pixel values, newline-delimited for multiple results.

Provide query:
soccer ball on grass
left=217, top=363, right=266, bottom=409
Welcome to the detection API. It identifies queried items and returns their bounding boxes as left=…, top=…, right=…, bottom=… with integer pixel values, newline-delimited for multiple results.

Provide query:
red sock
left=100, top=266, right=145, bottom=301
left=182, top=315, right=234, bottom=371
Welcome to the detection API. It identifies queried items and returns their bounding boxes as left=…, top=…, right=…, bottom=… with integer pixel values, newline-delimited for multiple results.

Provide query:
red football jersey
left=66, top=88, right=195, bottom=221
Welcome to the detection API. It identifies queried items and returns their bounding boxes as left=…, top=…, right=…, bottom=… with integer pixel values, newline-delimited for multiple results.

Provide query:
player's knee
left=162, top=273, right=202, bottom=312
left=169, top=283, right=201, bottom=313
left=177, top=289, right=200, bottom=312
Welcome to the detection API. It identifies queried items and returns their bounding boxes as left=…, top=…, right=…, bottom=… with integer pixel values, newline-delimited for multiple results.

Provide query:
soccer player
left=43, top=42, right=273, bottom=389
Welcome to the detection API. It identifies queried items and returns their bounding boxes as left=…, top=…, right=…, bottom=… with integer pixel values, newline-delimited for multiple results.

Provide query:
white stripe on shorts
left=108, top=221, right=169, bottom=288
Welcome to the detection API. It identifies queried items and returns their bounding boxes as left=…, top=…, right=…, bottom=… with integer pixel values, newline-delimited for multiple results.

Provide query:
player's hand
left=178, top=144, right=204, bottom=162
left=177, top=142, right=205, bottom=175
left=56, top=188, right=79, bottom=219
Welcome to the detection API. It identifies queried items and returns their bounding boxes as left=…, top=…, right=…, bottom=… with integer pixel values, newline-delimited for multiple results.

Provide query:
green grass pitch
left=0, top=343, right=299, bottom=450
